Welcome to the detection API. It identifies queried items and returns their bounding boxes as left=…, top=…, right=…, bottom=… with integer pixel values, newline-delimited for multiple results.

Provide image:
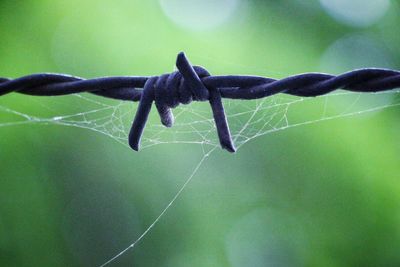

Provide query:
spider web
left=2, top=90, right=398, bottom=151
left=1, top=89, right=399, bottom=266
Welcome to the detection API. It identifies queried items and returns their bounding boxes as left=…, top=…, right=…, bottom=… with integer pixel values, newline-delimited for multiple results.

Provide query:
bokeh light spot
left=159, top=0, right=241, bottom=31
left=320, top=34, right=393, bottom=73
left=319, top=0, right=390, bottom=27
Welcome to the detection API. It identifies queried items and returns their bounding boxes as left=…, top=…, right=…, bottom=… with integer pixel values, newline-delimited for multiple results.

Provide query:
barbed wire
left=1, top=52, right=400, bottom=152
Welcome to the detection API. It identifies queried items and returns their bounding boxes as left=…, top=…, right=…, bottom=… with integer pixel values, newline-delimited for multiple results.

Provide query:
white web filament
left=1, top=89, right=399, bottom=266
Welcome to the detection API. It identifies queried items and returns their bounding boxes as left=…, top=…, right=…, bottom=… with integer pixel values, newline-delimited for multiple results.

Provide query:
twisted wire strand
left=1, top=52, right=399, bottom=152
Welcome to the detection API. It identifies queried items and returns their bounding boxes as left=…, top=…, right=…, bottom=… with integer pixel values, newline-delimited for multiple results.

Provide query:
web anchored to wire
left=1, top=52, right=400, bottom=152
left=2, top=53, right=400, bottom=267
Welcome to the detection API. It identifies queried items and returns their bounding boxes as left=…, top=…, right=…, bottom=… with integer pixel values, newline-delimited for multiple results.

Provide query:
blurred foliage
left=1, top=0, right=400, bottom=266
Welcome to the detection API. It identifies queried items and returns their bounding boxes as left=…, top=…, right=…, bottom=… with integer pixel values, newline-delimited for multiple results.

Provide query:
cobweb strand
left=1, top=90, right=399, bottom=266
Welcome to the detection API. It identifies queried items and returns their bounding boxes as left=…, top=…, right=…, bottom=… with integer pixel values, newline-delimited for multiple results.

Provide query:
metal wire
left=1, top=52, right=399, bottom=152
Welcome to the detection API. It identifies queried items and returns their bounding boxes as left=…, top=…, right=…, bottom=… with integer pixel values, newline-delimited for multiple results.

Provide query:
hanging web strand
left=1, top=53, right=400, bottom=266
left=1, top=90, right=399, bottom=266
left=98, top=148, right=215, bottom=267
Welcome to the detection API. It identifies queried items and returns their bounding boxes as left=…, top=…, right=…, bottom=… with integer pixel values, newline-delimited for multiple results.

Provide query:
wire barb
left=1, top=52, right=400, bottom=152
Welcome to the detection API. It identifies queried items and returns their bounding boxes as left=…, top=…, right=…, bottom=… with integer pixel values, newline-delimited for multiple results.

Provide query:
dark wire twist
left=1, top=52, right=400, bottom=152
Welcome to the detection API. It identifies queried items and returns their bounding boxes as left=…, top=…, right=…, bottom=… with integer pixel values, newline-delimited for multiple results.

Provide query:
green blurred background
left=1, top=0, right=400, bottom=266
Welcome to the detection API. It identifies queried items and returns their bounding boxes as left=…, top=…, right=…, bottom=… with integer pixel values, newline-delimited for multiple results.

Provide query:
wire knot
left=129, top=52, right=236, bottom=152
left=153, top=65, right=210, bottom=127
